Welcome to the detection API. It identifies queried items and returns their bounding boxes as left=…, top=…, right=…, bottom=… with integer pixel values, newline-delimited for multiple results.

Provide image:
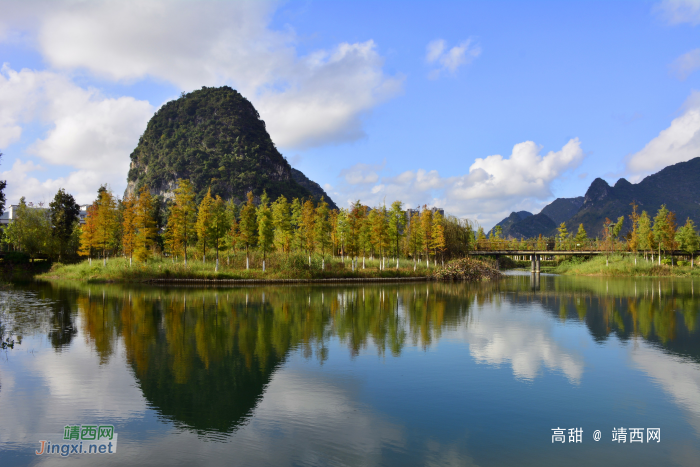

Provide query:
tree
left=49, top=188, right=80, bottom=261
left=628, top=201, right=640, bottom=254
left=79, top=203, right=99, bottom=263
left=476, top=226, right=486, bottom=242
left=420, top=207, right=433, bottom=264
left=271, top=195, right=292, bottom=254
left=196, top=188, right=215, bottom=262
left=95, top=187, right=118, bottom=266
left=347, top=201, right=365, bottom=261
left=557, top=222, right=569, bottom=250
left=238, top=191, right=258, bottom=269
left=387, top=201, right=406, bottom=258
left=290, top=198, right=303, bottom=252
left=256, top=191, right=274, bottom=270
left=224, top=199, right=239, bottom=264
left=300, top=199, right=316, bottom=255
left=122, top=193, right=137, bottom=265
left=209, top=195, right=230, bottom=272
left=166, top=179, right=197, bottom=264
left=134, top=187, right=157, bottom=262
left=431, top=211, right=446, bottom=263
left=676, top=218, right=699, bottom=267
left=637, top=211, right=652, bottom=256
left=574, top=223, right=588, bottom=248
left=653, top=205, right=673, bottom=264
left=4, top=197, right=53, bottom=259
left=407, top=212, right=423, bottom=261
left=314, top=197, right=332, bottom=260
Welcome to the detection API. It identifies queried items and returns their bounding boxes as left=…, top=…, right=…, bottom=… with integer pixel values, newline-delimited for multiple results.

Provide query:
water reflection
left=0, top=276, right=699, bottom=465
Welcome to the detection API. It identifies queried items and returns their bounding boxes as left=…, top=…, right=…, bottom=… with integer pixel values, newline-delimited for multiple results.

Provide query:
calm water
left=0, top=273, right=699, bottom=466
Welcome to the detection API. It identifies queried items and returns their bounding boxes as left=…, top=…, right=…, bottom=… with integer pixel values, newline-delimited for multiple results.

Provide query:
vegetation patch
left=432, top=257, right=502, bottom=281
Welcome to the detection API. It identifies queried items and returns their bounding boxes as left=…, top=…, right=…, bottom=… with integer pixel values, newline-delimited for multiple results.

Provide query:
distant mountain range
left=491, top=157, right=700, bottom=239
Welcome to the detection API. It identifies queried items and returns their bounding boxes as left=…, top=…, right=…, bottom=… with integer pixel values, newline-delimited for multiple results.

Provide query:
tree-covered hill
left=126, top=86, right=335, bottom=206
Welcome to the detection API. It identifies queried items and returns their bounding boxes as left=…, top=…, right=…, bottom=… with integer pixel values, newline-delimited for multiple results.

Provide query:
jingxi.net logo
left=35, top=425, right=118, bottom=457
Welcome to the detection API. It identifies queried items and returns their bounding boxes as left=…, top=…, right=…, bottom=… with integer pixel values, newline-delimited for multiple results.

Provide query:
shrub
left=433, top=257, right=502, bottom=281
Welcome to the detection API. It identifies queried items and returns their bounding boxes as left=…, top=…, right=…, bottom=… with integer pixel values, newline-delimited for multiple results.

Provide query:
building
left=0, top=204, right=91, bottom=225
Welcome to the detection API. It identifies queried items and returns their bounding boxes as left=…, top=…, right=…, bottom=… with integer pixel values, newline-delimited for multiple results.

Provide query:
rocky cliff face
left=126, top=86, right=335, bottom=207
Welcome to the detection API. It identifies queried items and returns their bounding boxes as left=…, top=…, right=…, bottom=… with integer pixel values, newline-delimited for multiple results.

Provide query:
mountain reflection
left=3, top=277, right=698, bottom=434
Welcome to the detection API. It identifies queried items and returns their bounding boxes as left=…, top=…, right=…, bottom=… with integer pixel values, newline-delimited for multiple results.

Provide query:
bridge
left=469, top=249, right=691, bottom=274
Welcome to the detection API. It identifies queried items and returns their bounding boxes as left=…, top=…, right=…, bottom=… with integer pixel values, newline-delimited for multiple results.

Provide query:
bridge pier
left=530, top=254, right=541, bottom=274
left=531, top=255, right=535, bottom=273
left=536, top=254, right=540, bottom=274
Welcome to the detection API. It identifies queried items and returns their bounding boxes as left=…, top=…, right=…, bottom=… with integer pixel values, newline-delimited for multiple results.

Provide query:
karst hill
left=126, top=86, right=337, bottom=209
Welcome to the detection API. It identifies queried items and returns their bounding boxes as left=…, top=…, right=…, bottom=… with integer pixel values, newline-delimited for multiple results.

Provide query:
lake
left=0, top=273, right=699, bottom=466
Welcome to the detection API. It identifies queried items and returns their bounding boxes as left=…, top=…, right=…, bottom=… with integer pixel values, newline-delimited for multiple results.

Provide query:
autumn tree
left=79, top=203, right=99, bottom=263
left=271, top=195, right=292, bottom=254
left=256, top=191, right=274, bottom=270
left=387, top=201, right=406, bottom=259
left=166, top=179, right=197, bottom=264
left=134, top=187, right=157, bottom=262
left=431, top=211, right=446, bottom=264
left=95, top=187, right=118, bottom=266
left=238, top=191, right=258, bottom=269
left=420, top=207, right=434, bottom=265
left=122, top=193, right=137, bottom=265
left=196, top=188, right=214, bottom=262
left=314, top=197, right=332, bottom=261
left=209, top=195, right=230, bottom=272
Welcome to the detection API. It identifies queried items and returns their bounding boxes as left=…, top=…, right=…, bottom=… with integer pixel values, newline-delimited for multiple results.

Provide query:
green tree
left=134, top=187, right=157, bottom=262
left=196, top=188, right=215, bottom=262
left=239, top=191, right=258, bottom=269
left=314, top=197, right=332, bottom=261
left=676, top=218, right=699, bottom=267
left=557, top=222, right=569, bottom=250
left=637, top=211, right=652, bottom=254
left=574, top=223, right=588, bottom=248
left=271, top=195, right=292, bottom=254
left=256, top=191, right=274, bottom=270
left=653, top=205, right=673, bottom=263
left=49, top=188, right=80, bottom=261
left=95, top=187, right=118, bottom=266
left=122, top=193, right=137, bottom=265
left=166, top=179, right=197, bottom=264
left=209, top=195, right=230, bottom=272
left=387, top=201, right=406, bottom=259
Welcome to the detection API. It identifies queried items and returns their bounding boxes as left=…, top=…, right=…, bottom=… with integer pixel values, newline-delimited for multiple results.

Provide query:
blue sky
left=1, top=0, right=699, bottom=228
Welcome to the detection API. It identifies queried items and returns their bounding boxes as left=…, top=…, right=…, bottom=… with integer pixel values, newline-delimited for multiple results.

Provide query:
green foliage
left=127, top=86, right=312, bottom=205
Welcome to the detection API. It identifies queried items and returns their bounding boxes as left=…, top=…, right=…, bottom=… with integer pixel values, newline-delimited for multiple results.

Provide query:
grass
left=37, top=252, right=439, bottom=283
left=552, top=254, right=700, bottom=277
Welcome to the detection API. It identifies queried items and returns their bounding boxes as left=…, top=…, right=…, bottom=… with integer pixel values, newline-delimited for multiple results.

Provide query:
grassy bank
left=552, top=254, right=700, bottom=277
left=38, top=254, right=436, bottom=283
left=37, top=253, right=504, bottom=284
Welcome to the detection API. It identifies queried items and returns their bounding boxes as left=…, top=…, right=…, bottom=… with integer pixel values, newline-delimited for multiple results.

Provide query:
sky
left=0, top=0, right=699, bottom=229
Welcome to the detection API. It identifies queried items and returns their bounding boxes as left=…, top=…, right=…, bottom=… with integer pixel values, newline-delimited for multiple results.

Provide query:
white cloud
left=0, top=158, right=122, bottom=205
left=462, top=303, right=584, bottom=384
left=671, top=48, right=700, bottom=80
left=426, top=38, right=481, bottom=79
left=654, top=0, right=700, bottom=26
left=0, top=0, right=401, bottom=150
left=625, top=91, right=700, bottom=176
left=331, top=138, right=584, bottom=227
left=0, top=65, right=153, bottom=203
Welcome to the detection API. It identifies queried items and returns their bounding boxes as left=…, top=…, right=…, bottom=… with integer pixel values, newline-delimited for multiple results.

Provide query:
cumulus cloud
left=654, top=0, right=700, bottom=26
left=331, top=138, right=584, bottom=227
left=0, top=65, right=152, bottom=203
left=671, top=48, right=700, bottom=80
left=426, top=38, right=481, bottom=79
left=0, top=0, right=401, bottom=150
left=625, top=91, right=700, bottom=176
